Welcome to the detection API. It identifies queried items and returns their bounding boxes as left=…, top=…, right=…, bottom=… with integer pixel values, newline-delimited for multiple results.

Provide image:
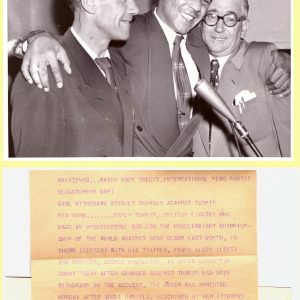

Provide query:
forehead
left=207, top=0, right=243, bottom=14
left=160, top=0, right=203, bottom=7
left=160, top=0, right=183, bottom=5
left=98, top=0, right=125, bottom=7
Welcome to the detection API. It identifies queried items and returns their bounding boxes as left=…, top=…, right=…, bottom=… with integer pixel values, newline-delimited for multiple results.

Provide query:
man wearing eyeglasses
left=192, top=0, right=290, bottom=157
left=11, top=0, right=290, bottom=157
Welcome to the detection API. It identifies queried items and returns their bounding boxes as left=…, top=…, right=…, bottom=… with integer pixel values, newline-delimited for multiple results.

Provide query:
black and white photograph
left=3, top=2, right=299, bottom=300
left=7, top=0, right=292, bottom=158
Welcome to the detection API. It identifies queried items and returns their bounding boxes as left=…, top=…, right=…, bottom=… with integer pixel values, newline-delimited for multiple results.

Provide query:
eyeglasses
left=203, top=12, right=247, bottom=27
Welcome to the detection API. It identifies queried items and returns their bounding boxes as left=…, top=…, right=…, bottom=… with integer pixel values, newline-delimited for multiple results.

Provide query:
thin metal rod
left=230, top=121, right=242, bottom=157
left=233, top=121, right=263, bottom=157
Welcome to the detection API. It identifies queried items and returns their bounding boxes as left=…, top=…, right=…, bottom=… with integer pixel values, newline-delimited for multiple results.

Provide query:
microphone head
left=194, top=79, right=237, bottom=123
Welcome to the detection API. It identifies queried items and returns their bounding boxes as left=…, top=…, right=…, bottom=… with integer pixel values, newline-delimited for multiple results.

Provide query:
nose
left=215, top=18, right=225, bottom=32
left=128, top=0, right=139, bottom=15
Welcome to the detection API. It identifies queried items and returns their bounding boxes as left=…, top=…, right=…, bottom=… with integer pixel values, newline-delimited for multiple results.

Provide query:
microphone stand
left=194, top=79, right=263, bottom=157
left=229, top=122, right=242, bottom=157
left=233, top=121, right=263, bottom=157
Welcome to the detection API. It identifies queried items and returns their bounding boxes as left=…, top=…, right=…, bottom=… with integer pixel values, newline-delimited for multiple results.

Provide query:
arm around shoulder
left=263, top=44, right=290, bottom=96
left=254, top=42, right=291, bottom=157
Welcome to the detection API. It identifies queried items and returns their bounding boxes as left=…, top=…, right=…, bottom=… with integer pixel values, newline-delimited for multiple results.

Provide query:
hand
left=8, top=39, right=19, bottom=57
left=266, top=50, right=290, bottom=97
left=21, top=32, right=72, bottom=92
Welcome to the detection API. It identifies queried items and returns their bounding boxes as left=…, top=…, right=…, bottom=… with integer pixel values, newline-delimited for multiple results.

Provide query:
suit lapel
left=63, top=29, right=122, bottom=138
left=194, top=104, right=211, bottom=156
left=186, top=27, right=211, bottom=154
left=110, top=49, right=134, bottom=156
left=145, top=11, right=180, bottom=148
left=210, top=42, right=247, bottom=155
left=187, top=26, right=210, bottom=81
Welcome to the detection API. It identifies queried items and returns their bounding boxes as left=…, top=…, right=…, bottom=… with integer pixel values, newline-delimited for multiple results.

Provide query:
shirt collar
left=71, top=26, right=110, bottom=60
left=229, top=40, right=247, bottom=70
left=209, top=54, right=230, bottom=65
left=208, top=54, right=230, bottom=78
left=209, top=40, right=246, bottom=70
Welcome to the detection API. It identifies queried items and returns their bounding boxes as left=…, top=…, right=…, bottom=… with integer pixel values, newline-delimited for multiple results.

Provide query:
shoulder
left=11, top=69, right=65, bottom=111
left=244, top=41, right=277, bottom=79
left=230, top=40, right=276, bottom=73
left=244, top=41, right=276, bottom=57
left=11, top=71, right=55, bottom=99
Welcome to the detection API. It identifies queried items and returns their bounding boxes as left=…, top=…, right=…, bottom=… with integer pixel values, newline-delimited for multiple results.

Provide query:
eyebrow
left=207, top=9, right=236, bottom=15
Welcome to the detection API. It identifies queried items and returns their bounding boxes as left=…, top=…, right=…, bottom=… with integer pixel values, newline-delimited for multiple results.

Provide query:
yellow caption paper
left=30, top=170, right=257, bottom=300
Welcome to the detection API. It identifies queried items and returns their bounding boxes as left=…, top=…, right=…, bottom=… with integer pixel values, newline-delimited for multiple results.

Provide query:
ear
left=241, top=19, right=249, bottom=39
left=81, top=0, right=97, bottom=14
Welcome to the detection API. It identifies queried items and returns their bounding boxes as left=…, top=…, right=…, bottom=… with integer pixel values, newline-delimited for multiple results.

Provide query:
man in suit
left=17, top=0, right=290, bottom=157
left=192, top=0, right=290, bottom=156
left=10, top=0, right=139, bottom=157
left=116, top=0, right=211, bottom=156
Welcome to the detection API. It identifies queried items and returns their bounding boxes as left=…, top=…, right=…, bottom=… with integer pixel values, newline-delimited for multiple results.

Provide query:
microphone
left=194, top=79, right=236, bottom=123
left=194, top=79, right=263, bottom=157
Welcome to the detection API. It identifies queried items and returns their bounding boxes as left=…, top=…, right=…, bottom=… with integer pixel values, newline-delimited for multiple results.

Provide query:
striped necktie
left=208, top=58, right=220, bottom=156
left=210, top=58, right=220, bottom=89
left=172, top=35, right=193, bottom=131
left=94, top=57, right=123, bottom=132
left=95, top=57, right=117, bottom=90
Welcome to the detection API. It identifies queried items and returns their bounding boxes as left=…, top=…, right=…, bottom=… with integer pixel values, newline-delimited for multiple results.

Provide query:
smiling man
left=15, top=0, right=212, bottom=157
left=118, top=0, right=211, bottom=156
left=11, top=0, right=139, bottom=157
left=192, top=0, right=290, bottom=156
left=14, top=0, right=291, bottom=157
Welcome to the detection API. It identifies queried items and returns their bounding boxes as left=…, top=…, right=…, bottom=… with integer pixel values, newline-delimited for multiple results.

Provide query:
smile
left=121, top=17, right=133, bottom=24
left=212, top=37, right=226, bottom=41
left=180, top=11, right=196, bottom=22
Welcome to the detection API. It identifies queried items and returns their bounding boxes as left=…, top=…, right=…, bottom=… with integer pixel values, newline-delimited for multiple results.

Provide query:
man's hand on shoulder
left=266, top=50, right=291, bottom=97
left=21, top=32, right=72, bottom=92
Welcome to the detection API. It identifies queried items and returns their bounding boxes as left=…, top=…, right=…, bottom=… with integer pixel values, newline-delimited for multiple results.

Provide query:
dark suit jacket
left=117, top=8, right=209, bottom=156
left=11, top=29, right=133, bottom=157
left=192, top=40, right=291, bottom=157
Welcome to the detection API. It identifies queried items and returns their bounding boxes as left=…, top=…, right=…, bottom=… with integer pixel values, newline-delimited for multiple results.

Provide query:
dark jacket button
left=137, top=125, right=143, bottom=132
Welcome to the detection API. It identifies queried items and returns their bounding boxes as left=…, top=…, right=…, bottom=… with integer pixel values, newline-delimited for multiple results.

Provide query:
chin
left=176, top=27, right=192, bottom=35
left=174, top=22, right=194, bottom=35
left=208, top=44, right=225, bottom=54
left=115, top=33, right=130, bottom=41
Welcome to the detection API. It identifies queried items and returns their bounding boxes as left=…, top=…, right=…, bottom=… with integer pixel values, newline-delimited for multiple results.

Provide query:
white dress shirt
left=154, top=9, right=199, bottom=100
left=71, top=27, right=110, bottom=77
left=208, top=54, right=230, bottom=80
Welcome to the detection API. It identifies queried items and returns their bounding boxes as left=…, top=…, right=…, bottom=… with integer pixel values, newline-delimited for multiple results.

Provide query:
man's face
left=201, top=0, right=248, bottom=57
left=157, top=0, right=211, bottom=35
left=95, top=0, right=139, bottom=41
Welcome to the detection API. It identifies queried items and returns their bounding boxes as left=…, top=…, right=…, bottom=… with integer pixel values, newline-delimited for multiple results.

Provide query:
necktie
left=208, top=59, right=220, bottom=156
left=172, top=35, right=193, bottom=131
left=95, top=57, right=117, bottom=90
left=94, top=57, right=123, bottom=136
left=210, top=59, right=220, bottom=89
